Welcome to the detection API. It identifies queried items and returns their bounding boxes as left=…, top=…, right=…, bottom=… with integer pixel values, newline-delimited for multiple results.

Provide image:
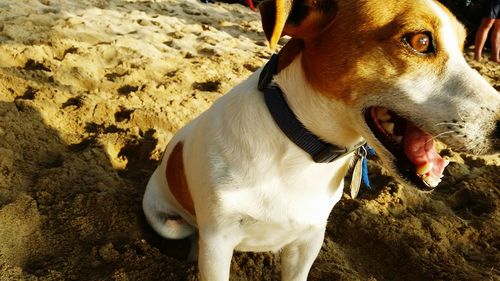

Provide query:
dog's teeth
left=422, top=175, right=441, bottom=188
left=430, top=178, right=441, bottom=187
left=416, top=162, right=433, bottom=175
left=379, top=114, right=391, bottom=122
left=376, top=108, right=391, bottom=122
left=382, top=122, right=395, bottom=135
left=438, top=160, right=450, bottom=179
left=394, top=135, right=403, bottom=144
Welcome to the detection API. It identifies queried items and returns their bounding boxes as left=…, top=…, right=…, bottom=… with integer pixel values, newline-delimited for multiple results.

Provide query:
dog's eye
left=404, top=33, right=435, bottom=54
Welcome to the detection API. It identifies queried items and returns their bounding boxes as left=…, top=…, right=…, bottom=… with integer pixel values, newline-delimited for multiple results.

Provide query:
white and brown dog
left=143, top=0, right=500, bottom=280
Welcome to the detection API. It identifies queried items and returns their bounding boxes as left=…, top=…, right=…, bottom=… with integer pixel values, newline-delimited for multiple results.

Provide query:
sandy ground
left=0, top=0, right=499, bottom=280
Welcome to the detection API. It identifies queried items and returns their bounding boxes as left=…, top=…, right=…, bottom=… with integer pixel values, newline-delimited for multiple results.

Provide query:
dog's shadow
left=0, top=98, right=199, bottom=279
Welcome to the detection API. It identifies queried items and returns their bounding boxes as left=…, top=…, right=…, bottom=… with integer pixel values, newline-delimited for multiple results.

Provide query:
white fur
left=144, top=58, right=354, bottom=280
left=142, top=1, right=500, bottom=280
left=389, top=1, right=500, bottom=154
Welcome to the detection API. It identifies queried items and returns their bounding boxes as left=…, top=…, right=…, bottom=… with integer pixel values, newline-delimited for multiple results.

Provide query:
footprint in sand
left=115, top=108, right=134, bottom=122
left=193, top=80, right=221, bottom=92
left=449, top=188, right=495, bottom=217
left=62, top=96, right=84, bottom=109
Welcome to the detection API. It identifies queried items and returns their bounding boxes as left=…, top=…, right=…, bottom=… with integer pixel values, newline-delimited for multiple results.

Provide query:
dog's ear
left=259, top=0, right=337, bottom=49
left=259, top=0, right=293, bottom=50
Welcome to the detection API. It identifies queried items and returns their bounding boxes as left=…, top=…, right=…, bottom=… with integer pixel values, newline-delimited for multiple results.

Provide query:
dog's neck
left=274, top=55, right=363, bottom=149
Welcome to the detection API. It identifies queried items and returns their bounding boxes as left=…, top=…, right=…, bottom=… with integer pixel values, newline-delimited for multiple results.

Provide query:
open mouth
left=365, top=107, right=449, bottom=191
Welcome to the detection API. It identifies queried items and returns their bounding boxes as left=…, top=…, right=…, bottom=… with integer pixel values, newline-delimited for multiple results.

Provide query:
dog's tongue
left=403, top=123, right=448, bottom=180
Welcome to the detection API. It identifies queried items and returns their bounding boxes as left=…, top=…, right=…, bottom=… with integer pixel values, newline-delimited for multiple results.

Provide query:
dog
left=143, top=0, right=500, bottom=280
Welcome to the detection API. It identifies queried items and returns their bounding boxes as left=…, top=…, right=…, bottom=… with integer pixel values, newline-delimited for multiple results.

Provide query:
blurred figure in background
left=474, top=0, right=500, bottom=62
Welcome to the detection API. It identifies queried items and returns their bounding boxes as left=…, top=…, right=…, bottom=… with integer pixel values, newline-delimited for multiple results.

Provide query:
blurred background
left=439, top=0, right=490, bottom=44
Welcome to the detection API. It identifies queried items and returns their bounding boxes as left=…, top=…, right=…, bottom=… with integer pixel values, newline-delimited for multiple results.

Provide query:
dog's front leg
left=280, top=228, right=325, bottom=281
left=198, top=230, right=237, bottom=281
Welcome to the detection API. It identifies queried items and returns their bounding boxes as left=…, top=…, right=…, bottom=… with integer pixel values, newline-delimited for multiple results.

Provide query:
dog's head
left=260, top=0, right=500, bottom=191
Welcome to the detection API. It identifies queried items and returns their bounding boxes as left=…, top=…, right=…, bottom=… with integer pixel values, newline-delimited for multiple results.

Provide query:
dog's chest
left=235, top=215, right=321, bottom=252
left=218, top=164, right=348, bottom=252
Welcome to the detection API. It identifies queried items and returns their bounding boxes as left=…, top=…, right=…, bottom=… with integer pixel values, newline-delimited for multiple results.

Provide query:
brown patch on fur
left=284, top=0, right=337, bottom=40
left=288, top=0, right=464, bottom=104
left=278, top=38, right=304, bottom=71
left=264, top=0, right=466, bottom=106
left=166, top=142, right=196, bottom=217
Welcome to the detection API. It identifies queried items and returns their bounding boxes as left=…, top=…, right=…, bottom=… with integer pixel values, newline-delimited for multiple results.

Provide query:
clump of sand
left=0, top=0, right=498, bottom=280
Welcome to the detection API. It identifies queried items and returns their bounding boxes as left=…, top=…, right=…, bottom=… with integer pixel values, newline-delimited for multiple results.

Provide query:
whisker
left=425, top=131, right=456, bottom=144
left=435, top=122, right=461, bottom=127
left=457, top=112, right=466, bottom=122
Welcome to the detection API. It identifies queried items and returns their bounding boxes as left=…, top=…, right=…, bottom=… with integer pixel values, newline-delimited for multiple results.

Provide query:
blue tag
left=361, top=145, right=375, bottom=189
left=361, top=157, right=371, bottom=189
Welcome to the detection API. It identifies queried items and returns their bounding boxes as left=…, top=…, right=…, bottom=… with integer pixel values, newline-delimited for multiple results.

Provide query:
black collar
left=258, top=54, right=365, bottom=163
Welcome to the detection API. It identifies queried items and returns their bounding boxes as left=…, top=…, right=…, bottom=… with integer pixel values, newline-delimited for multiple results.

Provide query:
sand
left=0, top=0, right=498, bottom=280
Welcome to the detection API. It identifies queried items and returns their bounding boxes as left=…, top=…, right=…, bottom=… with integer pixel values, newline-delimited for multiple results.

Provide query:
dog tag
left=350, top=156, right=363, bottom=199
left=350, top=145, right=369, bottom=199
